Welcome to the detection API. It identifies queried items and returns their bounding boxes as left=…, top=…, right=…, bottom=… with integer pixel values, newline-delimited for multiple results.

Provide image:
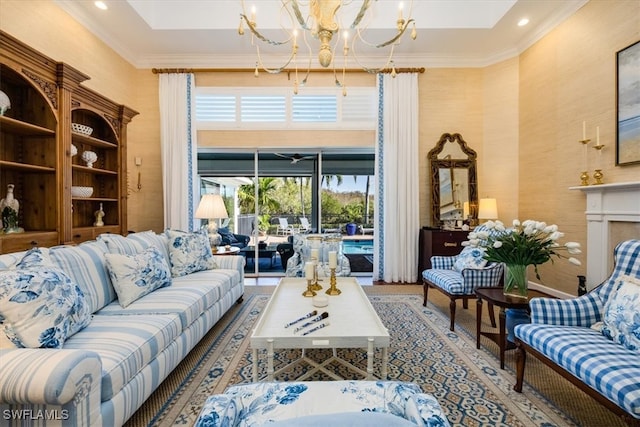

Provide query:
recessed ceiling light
left=94, top=1, right=108, bottom=10
left=518, top=18, right=529, bottom=27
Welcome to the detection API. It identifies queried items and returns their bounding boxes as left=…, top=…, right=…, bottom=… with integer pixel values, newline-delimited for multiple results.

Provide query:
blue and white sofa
left=514, top=239, right=640, bottom=423
left=193, top=381, right=450, bottom=426
left=0, top=229, right=245, bottom=427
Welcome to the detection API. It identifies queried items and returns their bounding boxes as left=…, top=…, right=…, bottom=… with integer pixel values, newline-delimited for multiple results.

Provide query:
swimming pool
left=342, top=239, right=374, bottom=254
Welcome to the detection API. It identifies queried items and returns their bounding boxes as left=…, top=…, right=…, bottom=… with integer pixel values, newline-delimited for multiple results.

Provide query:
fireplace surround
left=571, top=181, right=640, bottom=290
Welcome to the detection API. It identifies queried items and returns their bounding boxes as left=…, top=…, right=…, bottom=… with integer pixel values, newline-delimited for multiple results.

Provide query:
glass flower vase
left=504, top=263, right=528, bottom=299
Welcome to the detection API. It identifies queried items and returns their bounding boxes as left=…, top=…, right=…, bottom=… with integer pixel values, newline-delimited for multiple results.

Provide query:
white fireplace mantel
left=571, top=181, right=640, bottom=289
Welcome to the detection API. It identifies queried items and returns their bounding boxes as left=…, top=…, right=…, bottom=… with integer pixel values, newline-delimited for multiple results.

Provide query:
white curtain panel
left=374, top=73, right=420, bottom=283
left=159, top=73, right=197, bottom=231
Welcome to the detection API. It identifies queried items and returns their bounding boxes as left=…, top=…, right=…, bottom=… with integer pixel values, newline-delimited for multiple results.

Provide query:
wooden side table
left=475, top=287, right=550, bottom=369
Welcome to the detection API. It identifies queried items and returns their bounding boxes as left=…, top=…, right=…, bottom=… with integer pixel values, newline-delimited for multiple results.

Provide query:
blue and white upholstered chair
left=422, top=224, right=504, bottom=331
left=513, top=239, right=640, bottom=422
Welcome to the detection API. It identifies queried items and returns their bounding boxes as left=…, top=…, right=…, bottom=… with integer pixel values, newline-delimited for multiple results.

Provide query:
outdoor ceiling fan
left=274, top=153, right=315, bottom=164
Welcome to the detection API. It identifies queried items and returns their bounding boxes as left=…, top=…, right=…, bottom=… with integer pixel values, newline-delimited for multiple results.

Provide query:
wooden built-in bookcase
left=0, top=31, right=138, bottom=253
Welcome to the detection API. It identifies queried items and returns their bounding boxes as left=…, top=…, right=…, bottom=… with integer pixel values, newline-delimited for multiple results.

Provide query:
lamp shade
left=478, top=198, right=498, bottom=220
left=195, top=194, right=228, bottom=220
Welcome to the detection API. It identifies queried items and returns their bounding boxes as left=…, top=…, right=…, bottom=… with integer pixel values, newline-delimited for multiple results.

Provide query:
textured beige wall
left=0, top=0, right=163, bottom=233
left=518, top=0, right=640, bottom=293
left=418, top=68, right=484, bottom=227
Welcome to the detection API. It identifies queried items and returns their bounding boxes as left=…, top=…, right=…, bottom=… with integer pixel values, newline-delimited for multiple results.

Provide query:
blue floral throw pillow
left=0, top=248, right=92, bottom=348
left=601, top=275, right=640, bottom=353
left=104, top=246, right=172, bottom=308
left=166, top=229, right=217, bottom=277
left=453, top=247, right=488, bottom=272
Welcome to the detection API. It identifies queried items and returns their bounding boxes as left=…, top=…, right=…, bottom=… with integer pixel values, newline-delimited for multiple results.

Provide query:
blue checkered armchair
left=514, top=239, right=640, bottom=423
left=422, top=224, right=504, bottom=331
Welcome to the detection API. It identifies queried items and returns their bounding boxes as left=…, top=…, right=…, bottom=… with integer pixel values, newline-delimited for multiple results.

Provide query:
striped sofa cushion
left=98, top=233, right=145, bottom=255
left=516, top=323, right=640, bottom=418
left=64, top=313, right=182, bottom=401
left=50, top=240, right=115, bottom=313
left=97, top=269, right=238, bottom=330
left=126, top=230, right=171, bottom=264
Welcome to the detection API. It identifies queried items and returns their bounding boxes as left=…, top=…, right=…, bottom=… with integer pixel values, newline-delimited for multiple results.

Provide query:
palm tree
left=238, top=178, right=281, bottom=233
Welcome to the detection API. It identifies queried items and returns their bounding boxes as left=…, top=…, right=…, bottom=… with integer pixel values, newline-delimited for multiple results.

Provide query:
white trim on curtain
left=373, top=73, right=420, bottom=283
left=159, top=73, right=198, bottom=231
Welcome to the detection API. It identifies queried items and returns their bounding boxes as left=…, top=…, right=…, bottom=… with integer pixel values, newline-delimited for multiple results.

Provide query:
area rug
left=126, top=292, right=578, bottom=427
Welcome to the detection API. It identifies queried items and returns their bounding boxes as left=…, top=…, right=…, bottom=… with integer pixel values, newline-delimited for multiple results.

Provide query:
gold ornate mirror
left=428, top=133, right=478, bottom=228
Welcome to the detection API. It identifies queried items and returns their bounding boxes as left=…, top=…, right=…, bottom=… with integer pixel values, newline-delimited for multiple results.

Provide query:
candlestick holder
left=592, top=144, right=605, bottom=185
left=310, top=258, right=322, bottom=291
left=579, top=138, right=590, bottom=185
left=593, top=169, right=604, bottom=185
left=580, top=171, right=590, bottom=186
left=325, top=268, right=341, bottom=295
left=302, top=279, right=317, bottom=297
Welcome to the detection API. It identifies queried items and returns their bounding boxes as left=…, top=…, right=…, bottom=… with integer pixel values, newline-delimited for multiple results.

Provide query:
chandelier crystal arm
left=290, top=1, right=312, bottom=31
left=356, top=19, right=415, bottom=48
left=240, top=14, right=293, bottom=46
left=349, top=0, right=373, bottom=28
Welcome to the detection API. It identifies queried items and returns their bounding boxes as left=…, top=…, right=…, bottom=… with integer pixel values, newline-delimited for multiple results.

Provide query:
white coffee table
left=250, top=277, right=390, bottom=382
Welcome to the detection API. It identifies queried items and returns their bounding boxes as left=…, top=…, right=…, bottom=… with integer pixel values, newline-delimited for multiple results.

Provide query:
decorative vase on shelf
left=0, top=90, right=10, bottom=116
left=70, top=143, right=78, bottom=157
left=82, top=150, right=98, bottom=168
left=0, top=184, right=24, bottom=234
left=94, top=202, right=105, bottom=227
left=504, top=263, right=528, bottom=299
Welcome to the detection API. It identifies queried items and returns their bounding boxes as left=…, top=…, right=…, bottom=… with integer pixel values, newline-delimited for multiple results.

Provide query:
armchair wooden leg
left=514, top=340, right=526, bottom=392
left=462, top=299, right=468, bottom=309
left=423, top=283, right=429, bottom=307
left=449, top=298, right=456, bottom=331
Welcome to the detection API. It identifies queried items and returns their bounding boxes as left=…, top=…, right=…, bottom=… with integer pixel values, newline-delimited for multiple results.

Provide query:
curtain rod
left=152, top=67, right=425, bottom=75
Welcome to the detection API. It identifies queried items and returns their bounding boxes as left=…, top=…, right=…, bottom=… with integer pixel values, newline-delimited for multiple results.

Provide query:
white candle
left=328, top=251, right=337, bottom=268
left=305, top=262, right=315, bottom=280
left=310, top=248, right=319, bottom=260
left=582, top=121, right=586, bottom=140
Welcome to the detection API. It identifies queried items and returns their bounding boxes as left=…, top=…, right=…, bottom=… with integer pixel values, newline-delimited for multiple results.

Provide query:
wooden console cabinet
left=0, top=31, right=138, bottom=253
left=418, top=228, right=469, bottom=281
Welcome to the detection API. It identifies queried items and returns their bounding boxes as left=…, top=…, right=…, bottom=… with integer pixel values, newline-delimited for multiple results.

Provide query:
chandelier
left=238, top=0, right=417, bottom=94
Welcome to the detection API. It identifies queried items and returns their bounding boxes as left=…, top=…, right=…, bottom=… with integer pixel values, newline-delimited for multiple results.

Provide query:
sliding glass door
left=197, top=150, right=373, bottom=276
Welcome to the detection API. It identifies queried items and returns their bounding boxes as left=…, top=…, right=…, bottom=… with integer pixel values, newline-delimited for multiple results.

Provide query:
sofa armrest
left=0, top=349, right=101, bottom=405
left=212, top=255, right=245, bottom=284
left=430, top=256, right=455, bottom=269
left=529, top=293, right=603, bottom=327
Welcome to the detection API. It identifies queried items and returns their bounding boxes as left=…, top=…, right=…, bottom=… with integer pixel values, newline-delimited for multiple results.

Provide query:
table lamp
left=478, top=198, right=498, bottom=222
left=195, top=194, right=229, bottom=247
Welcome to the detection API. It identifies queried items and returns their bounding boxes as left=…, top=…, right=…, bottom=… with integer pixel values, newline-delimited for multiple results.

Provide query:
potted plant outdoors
left=342, top=204, right=362, bottom=236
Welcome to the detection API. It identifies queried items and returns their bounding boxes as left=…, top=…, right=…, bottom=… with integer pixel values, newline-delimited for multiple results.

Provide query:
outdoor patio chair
left=277, top=217, right=296, bottom=235
left=299, top=217, right=312, bottom=233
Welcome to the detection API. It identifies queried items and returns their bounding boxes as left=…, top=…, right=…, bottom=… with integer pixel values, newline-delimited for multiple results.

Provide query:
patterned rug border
left=132, top=292, right=577, bottom=427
